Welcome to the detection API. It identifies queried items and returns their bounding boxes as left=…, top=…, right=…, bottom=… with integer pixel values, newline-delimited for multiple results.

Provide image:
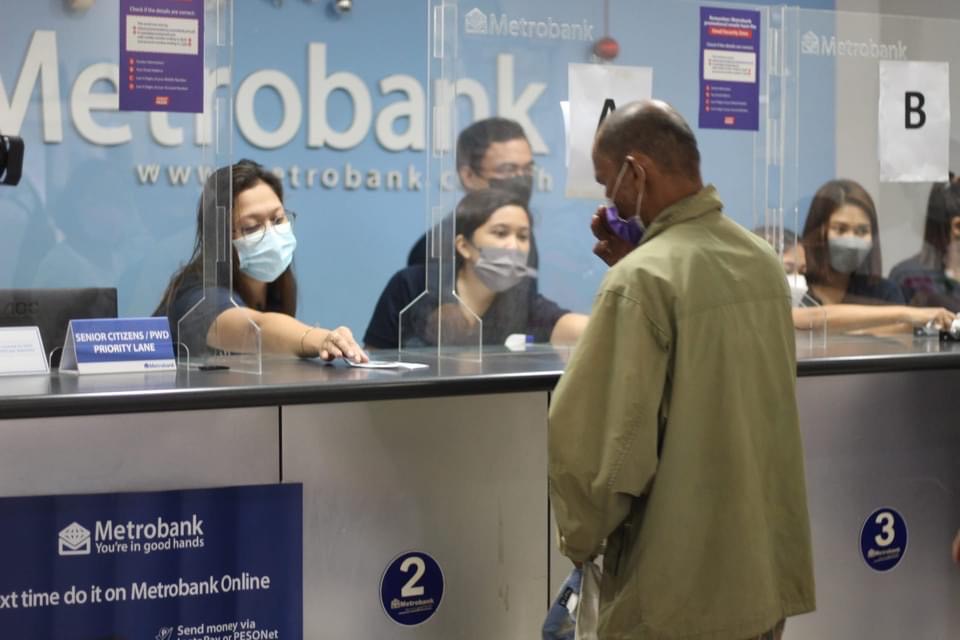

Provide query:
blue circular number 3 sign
left=860, top=507, right=908, bottom=572
left=380, top=551, right=444, bottom=626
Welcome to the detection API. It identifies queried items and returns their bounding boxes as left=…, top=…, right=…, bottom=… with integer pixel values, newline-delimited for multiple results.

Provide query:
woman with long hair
left=791, top=179, right=954, bottom=333
left=364, top=188, right=587, bottom=349
left=155, top=159, right=367, bottom=362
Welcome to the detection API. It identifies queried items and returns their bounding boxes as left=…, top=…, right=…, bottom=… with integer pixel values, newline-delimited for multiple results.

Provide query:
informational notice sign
left=0, top=484, right=302, bottom=639
left=0, top=326, right=48, bottom=376
left=119, top=0, right=204, bottom=113
left=699, top=7, right=761, bottom=131
left=60, top=317, right=176, bottom=374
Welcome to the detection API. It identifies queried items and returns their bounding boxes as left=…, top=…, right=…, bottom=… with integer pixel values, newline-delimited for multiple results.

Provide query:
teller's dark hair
left=917, top=174, right=960, bottom=270
left=456, top=117, right=528, bottom=174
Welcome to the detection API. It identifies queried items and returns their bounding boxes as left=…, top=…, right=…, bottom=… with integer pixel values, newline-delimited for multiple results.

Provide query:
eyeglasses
left=235, top=210, right=297, bottom=244
left=485, top=161, right=536, bottom=179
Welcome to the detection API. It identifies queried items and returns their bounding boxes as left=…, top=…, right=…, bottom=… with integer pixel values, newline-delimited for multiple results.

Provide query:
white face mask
left=786, top=273, right=808, bottom=307
left=233, top=222, right=297, bottom=283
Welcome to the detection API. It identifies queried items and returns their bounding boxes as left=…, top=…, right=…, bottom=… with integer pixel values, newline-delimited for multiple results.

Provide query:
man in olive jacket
left=548, top=101, right=815, bottom=640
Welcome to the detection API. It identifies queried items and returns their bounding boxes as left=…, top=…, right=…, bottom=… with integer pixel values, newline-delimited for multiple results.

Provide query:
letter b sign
left=879, top=61, right=950, bottom=182
left=905, top=91, right=926, bottom=129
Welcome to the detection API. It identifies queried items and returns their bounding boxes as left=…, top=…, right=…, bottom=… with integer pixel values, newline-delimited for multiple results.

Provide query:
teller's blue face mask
left=604, top=160, right=646, bottom=246
left=233, top=222, right=297, bottom=283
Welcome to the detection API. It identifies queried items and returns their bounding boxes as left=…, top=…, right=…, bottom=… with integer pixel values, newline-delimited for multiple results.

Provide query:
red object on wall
left=593, top=36, right=619, bottom=61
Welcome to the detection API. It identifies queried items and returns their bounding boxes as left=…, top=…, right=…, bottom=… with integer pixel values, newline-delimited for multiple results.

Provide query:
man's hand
left=953, top=528, right=960, bottom=566
left=591, top=206, right=636, bottom=267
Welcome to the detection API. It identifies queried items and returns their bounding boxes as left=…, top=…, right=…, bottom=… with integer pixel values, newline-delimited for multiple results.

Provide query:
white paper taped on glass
left=878, top=60, right=950, bottom=183
left=565, top=63, right=653, bottom=199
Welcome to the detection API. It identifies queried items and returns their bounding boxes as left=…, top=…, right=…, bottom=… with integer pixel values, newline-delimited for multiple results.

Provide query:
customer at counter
left=154, top=160, right=367, bottom=362
left=889, top=175, right=960, bottom=311
left=407, top=117, right=537, bottom=266
left=364, top=188, right=587, bottom=349
left=800, top=179, right=954, bottom=333
left=550, top=100, right=815, bottom=640
left=754, top=225, right=955, bottom=333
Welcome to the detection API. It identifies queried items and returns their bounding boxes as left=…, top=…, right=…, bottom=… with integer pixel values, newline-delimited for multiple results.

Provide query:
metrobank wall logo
left=464, top=7, right=595, bottom=41
left=800, top=30, right=907, bottom=60
left=58, top=522, right=91, bottom=556
left=58, top=515, right=205, bottom=558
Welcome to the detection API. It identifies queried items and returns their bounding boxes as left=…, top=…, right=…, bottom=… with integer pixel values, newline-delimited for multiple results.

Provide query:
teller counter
left=0, top=339, right=958, bottom=638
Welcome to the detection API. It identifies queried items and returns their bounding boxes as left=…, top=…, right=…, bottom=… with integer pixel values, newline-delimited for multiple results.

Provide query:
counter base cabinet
left=789, top=370, right=960, bottom=638
left=546, top=371, right=960, bottom=639
left=281, top=392, right=550, bottom=640
left=0, top=407, right=280, bottom=495
left=0, top=368, right=956, bottom=638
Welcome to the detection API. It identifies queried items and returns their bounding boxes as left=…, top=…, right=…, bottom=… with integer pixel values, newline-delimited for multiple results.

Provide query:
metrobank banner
left=0, top=484, right=302, bottom=639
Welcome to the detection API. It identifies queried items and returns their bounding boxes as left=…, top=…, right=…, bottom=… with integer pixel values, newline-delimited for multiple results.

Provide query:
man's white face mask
left=786, top=273, right=808, bottom=307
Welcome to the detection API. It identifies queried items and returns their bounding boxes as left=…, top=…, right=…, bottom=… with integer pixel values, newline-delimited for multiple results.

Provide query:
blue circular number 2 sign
left=860, top=507, right=908, bottom=572
left=380, top=551, right=444, bottom=626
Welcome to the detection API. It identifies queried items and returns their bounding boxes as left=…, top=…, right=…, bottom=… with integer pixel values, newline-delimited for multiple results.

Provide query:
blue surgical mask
left=233, top=222, right=297, bottom=282
left=604, top=160, right=646, bottom=246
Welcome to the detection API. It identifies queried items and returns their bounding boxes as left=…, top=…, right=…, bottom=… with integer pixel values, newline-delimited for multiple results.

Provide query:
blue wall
left=0, top=0, right=834, bottom=335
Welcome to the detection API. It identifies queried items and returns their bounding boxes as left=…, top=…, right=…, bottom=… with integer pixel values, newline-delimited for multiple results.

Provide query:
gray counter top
left=2, top=337, right=960, bottom=419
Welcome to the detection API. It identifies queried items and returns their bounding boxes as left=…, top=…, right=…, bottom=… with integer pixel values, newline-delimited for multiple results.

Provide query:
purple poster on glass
left=119, top=0, right=204, bottom=113
left=698, top=7, right=760, bottom=131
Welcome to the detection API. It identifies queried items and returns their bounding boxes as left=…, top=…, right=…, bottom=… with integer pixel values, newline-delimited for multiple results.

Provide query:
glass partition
left=177, top=0, right=263, bottom=373
left=5, top=1, right=960, bottom=378
left=430, top=0, right=787, bottom=360
left=0, top=1, right=252, bottom=370
left=782, top=8, right=960, bottom=342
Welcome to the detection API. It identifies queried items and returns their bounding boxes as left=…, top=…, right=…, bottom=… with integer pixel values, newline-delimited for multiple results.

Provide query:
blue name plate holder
left=60, top=317, right=176, bottom=374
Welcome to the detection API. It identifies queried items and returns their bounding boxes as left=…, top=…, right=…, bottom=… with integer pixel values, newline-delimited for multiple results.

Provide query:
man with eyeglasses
left=406, top=117, right=538, bottom=266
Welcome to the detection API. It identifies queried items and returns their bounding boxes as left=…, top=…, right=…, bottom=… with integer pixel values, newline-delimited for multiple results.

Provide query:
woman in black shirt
left=154, top=160, right=366, bottom=362
left=365, top=189, right=587, bottom=349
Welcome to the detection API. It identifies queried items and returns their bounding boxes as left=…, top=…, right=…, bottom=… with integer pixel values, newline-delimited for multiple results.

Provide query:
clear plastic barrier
left=0, top=0, right=258, bottom=371
left=782, top=8, right=960, bottom=342
left=432, top=0, right=784, bottom=360
left=176, top=0, right=261, bottom=373
left=6, top=1, right=960, bottom=378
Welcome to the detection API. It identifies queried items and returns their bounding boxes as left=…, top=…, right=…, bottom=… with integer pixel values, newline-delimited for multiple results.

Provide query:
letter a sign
left=566, top=63, right=653, bottom=198
left=879, top=61, right=950, bottom=182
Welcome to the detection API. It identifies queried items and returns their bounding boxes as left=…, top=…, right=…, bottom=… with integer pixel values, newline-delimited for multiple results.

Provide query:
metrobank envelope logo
left=465, top=8, right=488, bottom=34
left=58, top=522, right=91, bottom=556
left=801, top=30, right=820, bottom=55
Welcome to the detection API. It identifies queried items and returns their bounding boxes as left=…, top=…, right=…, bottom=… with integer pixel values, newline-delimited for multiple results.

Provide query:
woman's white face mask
left=233, top=222, right=297, bottom=283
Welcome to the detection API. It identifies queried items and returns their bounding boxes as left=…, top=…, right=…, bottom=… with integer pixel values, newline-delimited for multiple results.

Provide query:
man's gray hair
left=595, top=101, right=701, bottom=178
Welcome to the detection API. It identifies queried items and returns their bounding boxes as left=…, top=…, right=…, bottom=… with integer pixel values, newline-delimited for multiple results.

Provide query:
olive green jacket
left=549, top=186, right=815, bottom=639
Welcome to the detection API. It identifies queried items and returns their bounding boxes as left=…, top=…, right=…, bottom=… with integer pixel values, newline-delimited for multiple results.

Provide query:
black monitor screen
left=0, top=288, right=119, bottom=365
